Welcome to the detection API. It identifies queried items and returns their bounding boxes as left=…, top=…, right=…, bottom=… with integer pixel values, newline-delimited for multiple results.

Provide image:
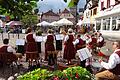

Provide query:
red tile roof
left=43, top=10, right=59, bottom=16
left=62, top=8, right=70, bottom=13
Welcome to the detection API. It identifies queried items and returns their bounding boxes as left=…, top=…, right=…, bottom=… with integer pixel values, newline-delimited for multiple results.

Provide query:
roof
left=43, top=10, right=59, bottom=16
left=6, top=21, right=22, bottom=26
left=62, top=8, right=70, bottom=13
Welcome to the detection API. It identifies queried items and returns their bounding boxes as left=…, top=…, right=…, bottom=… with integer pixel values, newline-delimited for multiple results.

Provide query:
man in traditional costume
left=0, top=38, right=22, bottom=66
left=95, top=41, right=120, bottom=80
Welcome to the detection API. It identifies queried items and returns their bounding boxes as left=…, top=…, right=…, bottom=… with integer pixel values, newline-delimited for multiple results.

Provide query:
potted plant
left=17, top=67, right=95, bottom=80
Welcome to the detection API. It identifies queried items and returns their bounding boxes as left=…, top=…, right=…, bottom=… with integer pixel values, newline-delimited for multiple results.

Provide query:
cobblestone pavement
left=0, top=33, right=114, bottom=80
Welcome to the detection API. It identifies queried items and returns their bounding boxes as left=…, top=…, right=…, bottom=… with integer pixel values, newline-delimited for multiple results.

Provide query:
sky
left=37, top=0, right=86, bottom=13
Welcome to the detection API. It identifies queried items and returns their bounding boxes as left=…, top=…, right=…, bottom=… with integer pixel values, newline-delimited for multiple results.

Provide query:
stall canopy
left=50, top=21, right=58, bottom=26
left=56, top=18, right=73, bottom=26
left=6, top=21, right=23, bottom=26
left=37, top=21, right=51, bottom=26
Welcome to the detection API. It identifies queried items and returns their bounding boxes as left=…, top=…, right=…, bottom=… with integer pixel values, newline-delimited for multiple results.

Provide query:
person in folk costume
left=88, top=34, right=97, bottom=53
left=35, top=29, right=43, bottom=62
left=45, top=29, right=56, bottom=66
left=55, top=30, right=63, bottom=58
left=97, top=32, right=105, bottom=50
left=25, top=27, right=38, bottom=66
left=73, top=34, right=86, bottom=51
left=85, top=43, right=93, bottom=73
left=95, top=41, right=120, bottom=80
left=73, top=34, right=86, bottom=67
left=63, top=28, right=76, bottom=65
left=0, top=38, right=22, bottom=66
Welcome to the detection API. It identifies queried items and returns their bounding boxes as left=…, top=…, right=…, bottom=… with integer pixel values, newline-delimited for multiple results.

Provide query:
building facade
left=59, top=8, right=76, bottom=24
left=83, top=0, right=98, bottom=28
left=95, top=0, right=120, bottom=31
left=40, top=10, right=60, bottom=23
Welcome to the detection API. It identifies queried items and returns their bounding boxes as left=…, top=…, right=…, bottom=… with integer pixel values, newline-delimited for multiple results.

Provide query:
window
left=112, top=17, right=118, bottom=30
left=93, top=8, right=97, bottom=15
left=101, top=2, right=104, bottom=10
left=115, top=0, right=120, bottom=5
left=103, top=18, right=110, bottom=30
left=96, top=20, right=101, bottom=30
left=91, top=10, right=92, bottom=16
left=107, top=0, right=110, bottom=8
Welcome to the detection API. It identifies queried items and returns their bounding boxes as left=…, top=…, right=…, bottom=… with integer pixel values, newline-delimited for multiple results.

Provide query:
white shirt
left=64, top=35, right=69, bottom=42
left=73, top=39, right=79, bottom=45
left=64, top=33, right=74, bottom=42
left=0, top=19, right=3, bottom=27
left=101, top=49, right=120, bottom=69
left=0, top=44, right=16, bottom=54
left=97, top=36, right=103, bottom=43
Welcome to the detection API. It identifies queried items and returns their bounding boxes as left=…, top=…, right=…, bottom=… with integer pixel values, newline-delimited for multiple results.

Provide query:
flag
left=68, top=0, right=79, bottom=8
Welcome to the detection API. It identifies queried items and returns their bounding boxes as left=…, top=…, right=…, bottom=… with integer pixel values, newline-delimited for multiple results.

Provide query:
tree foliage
left=21, top=14, right=38, bottom=28
left=64, top=0, right=79, bottom=7
left=0, top=0, right=39, bottom=20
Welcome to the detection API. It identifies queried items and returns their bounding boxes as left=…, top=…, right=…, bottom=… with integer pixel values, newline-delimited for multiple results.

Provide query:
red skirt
left=63, top=43, right=76, bottom=60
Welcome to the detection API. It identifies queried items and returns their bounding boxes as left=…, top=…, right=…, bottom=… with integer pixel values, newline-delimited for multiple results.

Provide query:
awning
left=6, top=21, right=23, bottom=26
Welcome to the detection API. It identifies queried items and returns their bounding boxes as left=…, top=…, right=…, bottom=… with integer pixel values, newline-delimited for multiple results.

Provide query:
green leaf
left=68, top=0, right=79, bottom=8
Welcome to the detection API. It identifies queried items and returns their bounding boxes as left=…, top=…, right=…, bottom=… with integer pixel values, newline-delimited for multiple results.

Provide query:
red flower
left=66, top=78, right=68, bottom=80
left=75, top=73, right=79, bottom=78
left=53, top=76, right=59, bottom=80
left=98, top=51, right=105, bottom=57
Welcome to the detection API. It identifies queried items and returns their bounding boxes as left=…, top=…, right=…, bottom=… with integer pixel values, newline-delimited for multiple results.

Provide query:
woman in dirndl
left=63, top=28, right=76, bottom=65
left=45, top=29, right=56, bottom=66
left=25, top=27, right=38, bottom=66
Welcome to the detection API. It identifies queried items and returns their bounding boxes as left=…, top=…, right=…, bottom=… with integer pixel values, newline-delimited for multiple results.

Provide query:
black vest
left=109, top=50, right=120, bottom=75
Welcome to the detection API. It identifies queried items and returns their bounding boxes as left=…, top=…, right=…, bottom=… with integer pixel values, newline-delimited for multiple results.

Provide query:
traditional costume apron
left=25, top=33, right=38, bottom=60
left=63, top=35, right=76, bottom=60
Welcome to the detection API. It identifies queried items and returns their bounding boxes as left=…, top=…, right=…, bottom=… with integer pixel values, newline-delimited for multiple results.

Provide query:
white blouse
left=101, top=49, right=120, bottom=69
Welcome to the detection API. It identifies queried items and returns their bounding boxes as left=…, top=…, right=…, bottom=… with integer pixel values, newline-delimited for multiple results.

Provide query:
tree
left=0, top=0, right=39, bottom=20
left=64, top=0, right=79, bottom=8
left=21, top=14, right=38, bottom=28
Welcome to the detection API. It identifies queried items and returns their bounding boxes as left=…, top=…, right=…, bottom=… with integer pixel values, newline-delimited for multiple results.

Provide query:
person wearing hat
left=63, top=28, right=76, bottom=65
left=45, top=29, right=56, bottom=66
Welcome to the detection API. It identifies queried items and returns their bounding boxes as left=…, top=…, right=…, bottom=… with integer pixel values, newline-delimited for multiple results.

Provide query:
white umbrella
left=37, top=21, right=51, bottom=26
left=56, top=18, right=73, bottom=26
left=50, top=21, right=58, bottom=26
left=6, top=21, right=22, bottom=26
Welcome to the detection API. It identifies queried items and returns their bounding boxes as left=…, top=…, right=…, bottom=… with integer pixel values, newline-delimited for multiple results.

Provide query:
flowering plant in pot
left=61, top=66, right=95, bottom=80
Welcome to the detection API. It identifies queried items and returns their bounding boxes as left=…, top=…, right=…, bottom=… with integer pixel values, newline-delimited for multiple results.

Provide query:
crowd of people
left=0, top=27, right=120, bottom=80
